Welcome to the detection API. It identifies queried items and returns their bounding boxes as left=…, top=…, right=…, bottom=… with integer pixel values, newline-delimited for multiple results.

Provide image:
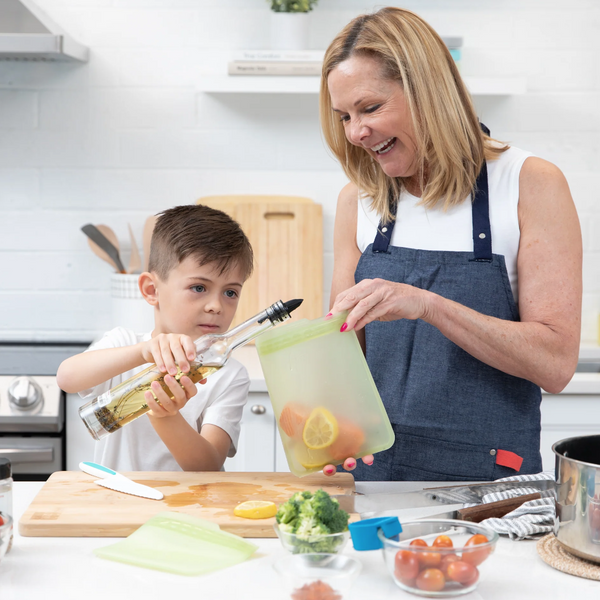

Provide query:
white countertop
left=2, top=481, right=599, bottom=600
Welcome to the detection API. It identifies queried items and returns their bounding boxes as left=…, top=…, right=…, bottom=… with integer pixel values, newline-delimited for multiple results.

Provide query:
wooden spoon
left=142, top=215, right=158, bottom=272
left=127, top=223, right=141, bottom=274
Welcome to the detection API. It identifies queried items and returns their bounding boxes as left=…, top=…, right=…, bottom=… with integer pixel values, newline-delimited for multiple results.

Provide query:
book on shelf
left=231, top=49, right=325, bottom=62
left=228, top=61, right=321, bottom=76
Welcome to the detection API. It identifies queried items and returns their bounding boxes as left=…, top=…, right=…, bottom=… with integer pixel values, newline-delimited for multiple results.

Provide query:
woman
left=320, top=7, right=582, bottom=481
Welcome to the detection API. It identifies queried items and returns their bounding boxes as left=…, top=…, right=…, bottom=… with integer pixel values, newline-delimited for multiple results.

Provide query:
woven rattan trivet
left=537, top=534, right=600, bottom=581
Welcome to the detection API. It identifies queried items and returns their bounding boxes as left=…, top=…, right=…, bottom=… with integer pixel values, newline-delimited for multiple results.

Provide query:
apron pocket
left=391, top=428, right=497, bottom=481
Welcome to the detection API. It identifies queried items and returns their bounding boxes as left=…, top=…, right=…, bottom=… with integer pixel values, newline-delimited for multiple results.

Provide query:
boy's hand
left=145, top=374, right=198, bottom=418
left=141, top=333, right=197, bottom=376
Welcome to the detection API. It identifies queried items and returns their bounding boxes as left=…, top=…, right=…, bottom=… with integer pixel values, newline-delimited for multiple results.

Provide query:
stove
left=0, top=342, right=90, bottom=480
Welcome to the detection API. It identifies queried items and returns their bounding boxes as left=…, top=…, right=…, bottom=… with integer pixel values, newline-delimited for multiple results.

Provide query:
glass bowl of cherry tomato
left=378, top=519, right=499, bottom=597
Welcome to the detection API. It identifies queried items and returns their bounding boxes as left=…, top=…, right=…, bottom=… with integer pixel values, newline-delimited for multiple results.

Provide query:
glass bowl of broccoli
left=274, top=489, right=351, bottom=554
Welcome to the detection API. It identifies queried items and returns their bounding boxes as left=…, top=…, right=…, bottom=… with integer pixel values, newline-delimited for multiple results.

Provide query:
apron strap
left=372, top=122, right=492, bottom=260
left=372, top=185, right=398, bottom=253
left=471, top=159, right=493, bottom=262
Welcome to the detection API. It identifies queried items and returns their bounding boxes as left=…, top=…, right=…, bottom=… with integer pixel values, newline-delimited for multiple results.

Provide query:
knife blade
left=79, top=461, right=164, bottom=501
left=355, top=492, right=543, bottom=523
left=333, top=479, right=554, bottom=515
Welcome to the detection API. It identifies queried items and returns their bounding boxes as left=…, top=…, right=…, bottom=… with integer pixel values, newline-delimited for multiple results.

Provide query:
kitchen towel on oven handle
left=471, top=472, right=555, bottom=541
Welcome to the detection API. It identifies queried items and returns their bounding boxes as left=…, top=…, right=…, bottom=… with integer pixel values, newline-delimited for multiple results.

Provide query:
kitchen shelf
left=197, top=75, right=527, bottom=95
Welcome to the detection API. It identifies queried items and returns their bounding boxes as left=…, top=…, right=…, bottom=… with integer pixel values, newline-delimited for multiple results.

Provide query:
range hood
left=0, top=0, right=88, bottom=61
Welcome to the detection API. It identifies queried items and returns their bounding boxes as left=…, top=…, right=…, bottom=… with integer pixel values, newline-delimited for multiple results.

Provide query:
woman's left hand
left=145, top=374, right=199, bottom=418
left=329, top=278, right=431, bottom=331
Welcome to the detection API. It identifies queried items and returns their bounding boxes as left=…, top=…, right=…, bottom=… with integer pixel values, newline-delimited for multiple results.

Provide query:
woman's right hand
left=141, top=333, right=197, bottom=376
left=329, top=278, right=432, bottom=332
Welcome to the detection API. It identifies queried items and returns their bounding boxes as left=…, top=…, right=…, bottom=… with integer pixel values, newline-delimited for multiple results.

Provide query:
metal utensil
left=127, top=223, right=141, bottom=274
left=81, top=223, right=126, bottom=273
left=333, top=479, right=554, bottom=516
left=357, top=492, right=542, bottom=523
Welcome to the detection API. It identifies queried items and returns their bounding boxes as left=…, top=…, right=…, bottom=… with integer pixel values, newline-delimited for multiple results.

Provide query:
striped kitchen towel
left=476, top=472, right=555, bottom=541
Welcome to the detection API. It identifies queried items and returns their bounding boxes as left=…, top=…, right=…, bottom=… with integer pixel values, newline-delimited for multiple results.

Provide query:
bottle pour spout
left=283, top=299, right=303, bottom=314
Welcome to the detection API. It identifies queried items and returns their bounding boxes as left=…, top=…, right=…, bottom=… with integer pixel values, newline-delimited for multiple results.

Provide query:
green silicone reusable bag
left=255, top=312, right=395, bottom=477
left=94, top=512, right=258, bottom=576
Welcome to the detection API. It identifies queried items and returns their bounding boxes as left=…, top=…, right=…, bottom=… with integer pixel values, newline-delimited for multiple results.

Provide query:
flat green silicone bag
left=94, top=512, right=258, bottom=576
left=256, top=312, right=395, bottom=477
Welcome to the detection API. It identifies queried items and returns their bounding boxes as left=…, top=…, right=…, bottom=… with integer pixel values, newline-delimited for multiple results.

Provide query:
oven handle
left=0, top=447, right=54, bottom=463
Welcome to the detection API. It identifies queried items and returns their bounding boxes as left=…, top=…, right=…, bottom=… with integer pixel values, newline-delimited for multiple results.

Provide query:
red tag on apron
left=495, top=449, right=523, bottom=472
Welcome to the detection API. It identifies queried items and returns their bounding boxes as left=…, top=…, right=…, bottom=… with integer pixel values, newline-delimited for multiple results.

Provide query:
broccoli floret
left=276, top=493, right=303, bottom=533
left=323, top=508, right=350, bottom=534
left=276, top=489, right=350, bottom=553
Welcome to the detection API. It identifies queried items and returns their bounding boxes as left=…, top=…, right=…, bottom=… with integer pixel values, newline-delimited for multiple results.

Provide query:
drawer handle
left=0, top=447, right=54, bottom=463
left=251, top=405, right=266, bottom=415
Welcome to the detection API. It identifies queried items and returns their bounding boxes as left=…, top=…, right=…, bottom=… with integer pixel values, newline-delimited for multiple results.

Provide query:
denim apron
left=351, top=147, right=543, bottom=482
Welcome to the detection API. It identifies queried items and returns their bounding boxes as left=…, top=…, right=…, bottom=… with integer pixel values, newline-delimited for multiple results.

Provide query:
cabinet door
left=225, top=393, right=276, bottom=472
left=540, top=394, right=600, bottom=471
left=66, top=393, right=97, bottom=470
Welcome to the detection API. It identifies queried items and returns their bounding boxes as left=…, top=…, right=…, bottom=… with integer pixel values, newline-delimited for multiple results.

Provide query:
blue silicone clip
left=349, top=516, right=402, bottom=551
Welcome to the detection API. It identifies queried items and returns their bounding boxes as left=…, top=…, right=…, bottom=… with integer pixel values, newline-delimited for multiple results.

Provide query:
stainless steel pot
left=552, top=434, right=600, bottom=564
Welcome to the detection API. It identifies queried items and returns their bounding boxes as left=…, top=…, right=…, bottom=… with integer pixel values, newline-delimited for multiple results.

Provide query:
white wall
left=0, top=0, right=598, bottom=343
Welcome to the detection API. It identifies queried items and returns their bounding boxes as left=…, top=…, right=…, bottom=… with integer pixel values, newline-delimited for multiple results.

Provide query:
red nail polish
left=364, top=459, right=374, bottom=466
left=326, top=312, right=332, bottom=317
left=347, top=461, right=356, bottom=469
left=325, top=467, right=335, bottom=475
left=340, top=323, right=348, bottom=332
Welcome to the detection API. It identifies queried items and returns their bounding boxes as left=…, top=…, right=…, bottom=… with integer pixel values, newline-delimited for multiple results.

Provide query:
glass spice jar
left=0, top=457, right=13, bottom=553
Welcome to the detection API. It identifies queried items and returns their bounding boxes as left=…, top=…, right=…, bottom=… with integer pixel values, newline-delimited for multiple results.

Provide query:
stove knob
left=8, top=377, right=43, bottom=410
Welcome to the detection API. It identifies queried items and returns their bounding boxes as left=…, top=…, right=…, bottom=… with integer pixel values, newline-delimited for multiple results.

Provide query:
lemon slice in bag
left=233, top=501, right=278, bottom=519
left=302, top=407, right=339, bottom=450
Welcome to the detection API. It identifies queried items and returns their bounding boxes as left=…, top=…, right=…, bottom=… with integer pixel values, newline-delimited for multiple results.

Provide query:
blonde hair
left=320, top=7, right=508, bottom=222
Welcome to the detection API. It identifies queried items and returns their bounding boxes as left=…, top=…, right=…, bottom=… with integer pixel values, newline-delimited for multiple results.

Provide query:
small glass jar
left=0, top=457, right=13, bottom=553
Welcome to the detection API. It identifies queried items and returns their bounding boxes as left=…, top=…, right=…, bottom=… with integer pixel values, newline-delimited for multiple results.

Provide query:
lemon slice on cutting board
left=233, top=500, right=278, bottom=519
left=302, top=407, right=339, bottom=450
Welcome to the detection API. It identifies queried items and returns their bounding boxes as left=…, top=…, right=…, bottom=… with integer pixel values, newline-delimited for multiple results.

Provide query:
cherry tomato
left=432, top=534, right=453, bottom=548
left=462, top=534, right=491, bottom=566
left=0, top=514, right=4, bottom=526
left=440, top=553, right=460, bottom=577
left=410, top=538, right=428, bottom=547
left=446, top=561, right=478, bottom=584
left=419, top=551, right=442, bottom=568
left=394, top=550, right=420, bottom=581
left=415, top=568, right=446, bottom=592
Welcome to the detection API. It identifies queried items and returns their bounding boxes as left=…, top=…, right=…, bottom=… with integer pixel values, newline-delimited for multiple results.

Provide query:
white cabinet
left=224, top=392, right=277, bottom=472
left=65, top=392, right=97, bottom=470
left=540, top=393, right=600, bottom=471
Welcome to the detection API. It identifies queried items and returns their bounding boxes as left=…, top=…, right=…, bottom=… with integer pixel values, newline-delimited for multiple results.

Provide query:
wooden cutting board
left=197, top=195, right=323, bottom=329
left=19, top=471, right=355, bottom=538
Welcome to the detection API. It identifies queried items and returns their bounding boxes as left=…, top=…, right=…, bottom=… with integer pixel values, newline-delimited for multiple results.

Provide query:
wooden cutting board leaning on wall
left=197, top=196, right=323, bottom=328
left=19, top=471, right=356, bottom=538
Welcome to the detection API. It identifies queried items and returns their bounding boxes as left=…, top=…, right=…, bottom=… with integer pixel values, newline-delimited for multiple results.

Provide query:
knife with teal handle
left=79, top=461, right=164, bottom=501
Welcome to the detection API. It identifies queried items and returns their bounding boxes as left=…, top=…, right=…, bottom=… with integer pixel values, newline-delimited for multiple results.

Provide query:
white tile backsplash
left=0, top=0, right=599, bottom=343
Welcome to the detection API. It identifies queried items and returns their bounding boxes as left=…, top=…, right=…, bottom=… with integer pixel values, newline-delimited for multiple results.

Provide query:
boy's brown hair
left=148, top=204, right=253, bottom=281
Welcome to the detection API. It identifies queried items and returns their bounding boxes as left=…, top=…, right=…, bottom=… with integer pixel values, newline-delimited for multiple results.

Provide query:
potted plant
left=268, top=1, right=319, bottom=51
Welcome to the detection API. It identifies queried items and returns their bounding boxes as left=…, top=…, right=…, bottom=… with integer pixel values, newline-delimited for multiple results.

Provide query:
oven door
left=0, top=435, right=64, bottom=481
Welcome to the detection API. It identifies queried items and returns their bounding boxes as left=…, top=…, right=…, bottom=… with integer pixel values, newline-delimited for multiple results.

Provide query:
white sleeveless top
left=356, top=146, right=533, bottom=303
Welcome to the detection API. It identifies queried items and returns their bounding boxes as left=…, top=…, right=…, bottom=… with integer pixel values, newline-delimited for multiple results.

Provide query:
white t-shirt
left=356, top=146, right=533, bottom=303
left=79, top=327, right=250, bottom=472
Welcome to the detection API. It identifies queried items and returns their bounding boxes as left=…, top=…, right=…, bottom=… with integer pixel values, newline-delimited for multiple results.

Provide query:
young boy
left=57, top=204, right=254, bottom=472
